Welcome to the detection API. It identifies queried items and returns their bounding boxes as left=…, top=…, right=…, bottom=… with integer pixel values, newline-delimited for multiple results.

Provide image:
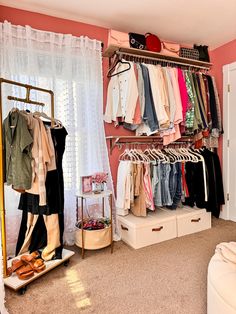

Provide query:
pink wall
left=210, top=39, right=236, bottom=164
left=210, top=39, right=236, bottom=103
left=0, top=5, right=128, bottom=189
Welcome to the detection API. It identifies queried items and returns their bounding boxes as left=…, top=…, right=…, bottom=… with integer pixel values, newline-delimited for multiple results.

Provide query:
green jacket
left=3, top=110, right=33, bottom=190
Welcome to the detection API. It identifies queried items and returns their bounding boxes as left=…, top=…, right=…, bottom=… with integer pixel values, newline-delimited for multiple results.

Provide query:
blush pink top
left=133, top=63, right=142, bottom=125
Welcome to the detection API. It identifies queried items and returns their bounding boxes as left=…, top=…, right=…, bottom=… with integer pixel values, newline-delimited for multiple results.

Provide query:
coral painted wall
left=210, top=39, right=236, bottom=104
left=210, top=39, right=236, bottom=164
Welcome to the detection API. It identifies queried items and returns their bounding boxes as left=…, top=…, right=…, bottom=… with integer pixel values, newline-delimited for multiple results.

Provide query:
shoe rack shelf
left=4, top=249, right=75, bottom=294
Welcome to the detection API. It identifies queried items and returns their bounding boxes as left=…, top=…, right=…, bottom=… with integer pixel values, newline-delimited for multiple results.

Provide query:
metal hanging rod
left=115, top=50, right=210, bottom=70
left=106, top=135, right=193, bottom=154
left=8, top=96, right=45, bottom=107
left=103, top=45, right=212, bottom=70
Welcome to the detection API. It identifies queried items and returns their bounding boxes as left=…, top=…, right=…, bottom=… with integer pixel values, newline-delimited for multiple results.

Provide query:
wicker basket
left=75, top=223, right=111, bottom=250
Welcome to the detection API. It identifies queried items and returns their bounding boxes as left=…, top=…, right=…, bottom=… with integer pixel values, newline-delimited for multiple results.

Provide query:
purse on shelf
left=129, top=32, right=146, bottom=50
left=179, top=47, right=200, bottom=60
left=108, top=29, right=130, bottom=48
left=145, top=33, right=161, bottom=52
left=161, top=41, right=180, bottom=57
left=193, top=45, right=210, bottom=62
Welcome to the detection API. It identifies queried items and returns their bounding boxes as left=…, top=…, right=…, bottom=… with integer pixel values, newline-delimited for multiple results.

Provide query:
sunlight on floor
left=65, top=268, right=91, bottom=310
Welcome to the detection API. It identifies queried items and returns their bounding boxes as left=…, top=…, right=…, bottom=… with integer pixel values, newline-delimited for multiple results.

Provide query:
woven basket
left=75, top=223, right=111, bottom=250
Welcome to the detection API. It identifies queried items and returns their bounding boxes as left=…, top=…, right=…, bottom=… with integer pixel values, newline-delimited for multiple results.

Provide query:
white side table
left=75, top=190, right=113, bottom=259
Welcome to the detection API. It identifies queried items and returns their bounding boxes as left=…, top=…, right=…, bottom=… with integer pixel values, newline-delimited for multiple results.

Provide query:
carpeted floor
left=5, top=217, right=236, bottom=314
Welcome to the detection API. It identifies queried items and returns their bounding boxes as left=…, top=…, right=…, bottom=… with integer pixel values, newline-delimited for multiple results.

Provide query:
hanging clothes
left=183, top=148, right=224, bottom=218
left=2, top=108, right=67, bottom=261
left=104, top=60, right=223, bottom=148
left=116, top=147, right=223, bottom=217
left=16, top=125, right=68, bottom=259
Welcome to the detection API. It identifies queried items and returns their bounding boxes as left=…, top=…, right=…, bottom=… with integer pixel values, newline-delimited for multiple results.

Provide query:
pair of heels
left=8, top=251, right=46, bottom=280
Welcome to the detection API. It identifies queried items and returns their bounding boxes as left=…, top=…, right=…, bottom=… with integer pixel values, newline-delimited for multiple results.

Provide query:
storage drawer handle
left=121, top=225, right=129, bottom=231
left=191, top=218, right=201, bottom=222
left=152, top=226, right=163, bottom=232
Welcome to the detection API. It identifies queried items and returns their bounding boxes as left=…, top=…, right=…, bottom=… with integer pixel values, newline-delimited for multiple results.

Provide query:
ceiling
left=1, top=0, right=236, bottom=49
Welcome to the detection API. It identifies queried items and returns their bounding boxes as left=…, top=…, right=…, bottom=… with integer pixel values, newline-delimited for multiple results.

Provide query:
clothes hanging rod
left=7, top=96, right=45, bottom=107
left=106, top=135, right=193, bottom=154
left=0, top=78, right=54, bottom=94
left=103, top=45, right=212, bottom=70
left=106, top=135, right=193, bottom=140
left=115, top=50, right=210, bottom=70
left=115, top=141, right=191, bottom=147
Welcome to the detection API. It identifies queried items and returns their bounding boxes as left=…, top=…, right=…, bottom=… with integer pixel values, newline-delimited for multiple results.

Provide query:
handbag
left=129, top=33, right=146, bottom=50
left=180, top=47, right=200, bottom=60
left=161, top=41, right=180, bottom=57
left=108, top=29, right=130, bottom=48
left=193, top=45, right=210, bottom=62
left=145, top=33, right=161, bottom=52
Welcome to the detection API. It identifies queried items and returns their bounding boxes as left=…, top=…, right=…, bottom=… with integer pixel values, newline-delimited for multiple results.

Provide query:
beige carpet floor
left=5, top=217, right=236, bottom=314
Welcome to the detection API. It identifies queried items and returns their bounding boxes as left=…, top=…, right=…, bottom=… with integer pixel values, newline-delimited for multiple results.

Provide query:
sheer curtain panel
left=0, top=21, right=113, bottom=253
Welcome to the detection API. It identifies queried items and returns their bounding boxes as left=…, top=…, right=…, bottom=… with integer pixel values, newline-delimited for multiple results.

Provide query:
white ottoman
left=207, top=252, right=236, bottom=314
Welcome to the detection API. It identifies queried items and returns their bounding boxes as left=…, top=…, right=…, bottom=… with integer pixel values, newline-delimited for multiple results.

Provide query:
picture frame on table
left=81, top=176, right=92, bottom=194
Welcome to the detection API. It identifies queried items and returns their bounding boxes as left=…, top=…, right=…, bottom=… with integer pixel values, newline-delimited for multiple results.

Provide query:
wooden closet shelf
left=106, top=135, right=193, bottom=154
left=103, top=45, right=212, bottom=69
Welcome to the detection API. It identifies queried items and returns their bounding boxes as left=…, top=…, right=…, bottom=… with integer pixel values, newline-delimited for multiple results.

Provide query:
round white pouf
left=207, top=252, right=236, bottom=314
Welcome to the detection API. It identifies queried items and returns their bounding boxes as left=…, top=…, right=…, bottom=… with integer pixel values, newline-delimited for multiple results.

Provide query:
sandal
left=21, top=255, right=46, bottom=273
left=11, top=259, right=24, bottom=272
left=16, top=264, right=34, bottom=280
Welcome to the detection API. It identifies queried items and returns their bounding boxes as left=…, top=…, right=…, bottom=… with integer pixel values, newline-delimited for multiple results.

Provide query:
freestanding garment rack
left=0, top=78, right=74, bottom=293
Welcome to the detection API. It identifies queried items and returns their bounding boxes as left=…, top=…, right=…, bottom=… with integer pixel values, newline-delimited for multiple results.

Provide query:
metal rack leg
left=81, top=197, right=85, bottom=259
left=102, top=197, right=105, bottom=217
left=109, top=194, right=113, bottom=254
left=76, top=196, right=79, bottom=222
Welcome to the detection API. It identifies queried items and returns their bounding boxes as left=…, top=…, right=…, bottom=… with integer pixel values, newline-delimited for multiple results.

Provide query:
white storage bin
left=117, top=209, right=177, bottom=249
left=176, top=207, right=211, bottom=237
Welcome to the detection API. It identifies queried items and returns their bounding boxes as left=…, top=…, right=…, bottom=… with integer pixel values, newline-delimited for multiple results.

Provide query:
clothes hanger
left=129, top=146, right=140, bottom=162
left=162, top=148, right=175, bottom=164
left=168, top=148, right=183, bottom=162
left=119, top=146, right=136, bottom=161
left=176, top=148, right=191, bottom=162
left=163, top=148, right=178, bottom=163
left=133, top=148, right=146, bottom=162
left=153, top=148, right=169, bottom=163
left=107, top=54, right=131, bottom=78
left=34, top=108, right=63, bottom=128
left=179, top=148, right=198, bottom=162
left=143, top=148, right=157, bottom=161
left=119, top=148, right=131, bottom=161
left=189, top=147, right=205, bottom=161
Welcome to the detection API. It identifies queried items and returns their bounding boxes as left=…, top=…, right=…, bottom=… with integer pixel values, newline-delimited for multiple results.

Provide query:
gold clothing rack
left=0, top=77, right=54, bottom=278
left=103, top=45, right=212, bottom=70
left=106, top=135, right=193, bottom=154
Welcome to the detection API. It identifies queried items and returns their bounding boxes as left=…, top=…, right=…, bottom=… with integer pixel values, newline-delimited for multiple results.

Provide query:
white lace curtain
left=0, top=21, right=113, bottom=254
